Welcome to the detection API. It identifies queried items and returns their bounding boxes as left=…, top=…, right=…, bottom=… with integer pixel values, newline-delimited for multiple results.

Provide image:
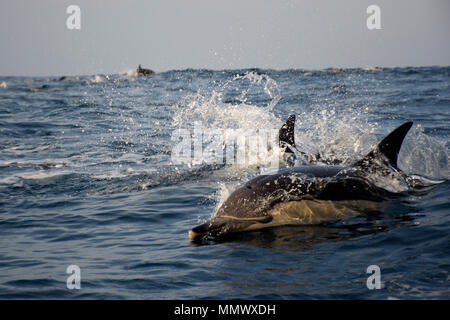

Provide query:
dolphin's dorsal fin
left=279, top=114, right=296, bottom=153
left=355, top=121, right=413, bottom=169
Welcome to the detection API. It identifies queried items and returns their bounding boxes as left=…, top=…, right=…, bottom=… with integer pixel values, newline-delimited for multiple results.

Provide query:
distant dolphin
left=188, top=116, right=419, bottom=241
left=332, top=68, right=344, bottom=74
left=137, top=64, right=155, bottom=76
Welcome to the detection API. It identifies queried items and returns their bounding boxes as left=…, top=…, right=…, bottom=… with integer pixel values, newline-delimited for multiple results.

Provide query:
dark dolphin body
left=188, top=116, right=416, bottom=241
left=137, top=64, right=155, bottom=76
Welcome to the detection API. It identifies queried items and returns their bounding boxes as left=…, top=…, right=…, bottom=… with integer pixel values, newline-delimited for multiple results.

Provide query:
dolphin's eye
left=247, top=184, right=252, bottom=189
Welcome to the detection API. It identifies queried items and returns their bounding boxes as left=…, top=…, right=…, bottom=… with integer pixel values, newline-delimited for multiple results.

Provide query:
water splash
left=173, top=71, right=281, bottom=128
left=399, top=125, right=449, bottom=180
left=89, top=75, right=107, bottom=84
left=125, top=69, right=138, bottom=78
left=293, top=106, right=378, bottom=165
left=172, top=71, right=284, bottom=173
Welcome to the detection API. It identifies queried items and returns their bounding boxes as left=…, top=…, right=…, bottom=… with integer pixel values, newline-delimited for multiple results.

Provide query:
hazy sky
left=0, top=0, right=449, bottom=76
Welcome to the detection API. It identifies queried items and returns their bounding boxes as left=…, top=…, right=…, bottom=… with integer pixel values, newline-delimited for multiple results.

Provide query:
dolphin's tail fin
left=279, top=114, right=296, bottom=153
left=355, top=121, right=413, bottom=169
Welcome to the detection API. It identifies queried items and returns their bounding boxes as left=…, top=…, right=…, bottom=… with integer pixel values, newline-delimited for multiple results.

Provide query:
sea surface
left=0, top=67, right=449, bottom=299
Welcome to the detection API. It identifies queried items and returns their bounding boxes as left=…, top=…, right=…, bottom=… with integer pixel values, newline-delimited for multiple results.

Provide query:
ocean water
left=0, top=67, right=448, bottom=299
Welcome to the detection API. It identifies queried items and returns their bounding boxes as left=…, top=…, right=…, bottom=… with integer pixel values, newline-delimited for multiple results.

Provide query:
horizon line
left=0, top=64, right=449, bottom=78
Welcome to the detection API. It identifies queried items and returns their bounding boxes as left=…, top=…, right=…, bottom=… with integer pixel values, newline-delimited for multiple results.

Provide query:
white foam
left=90, top=75, right=106, bottom=84
left=125, top=69, right=138, bottom=77
left=91, top=172, right=128, bottom=180
left=0, top=157, right=67, bottom=168
left=0, top=176, right=22, bottom=186
left=18, top=170, right=72, bottom=180
left=0, top=81, right=7, bottom=88
left=363, top=67, right=383, bottom=72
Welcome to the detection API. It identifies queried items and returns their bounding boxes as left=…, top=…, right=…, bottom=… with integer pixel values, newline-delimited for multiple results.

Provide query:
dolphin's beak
left=188, top=215, right=273, bottom=241
left=187, top=229, right=198, bottom=240
left=188, top=218, right=227, bottom=241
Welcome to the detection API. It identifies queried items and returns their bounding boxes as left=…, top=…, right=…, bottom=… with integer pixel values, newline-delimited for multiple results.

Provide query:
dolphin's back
left=287, top=165, right=343, bottom=177
left=245, top=164, right=397, bottom=204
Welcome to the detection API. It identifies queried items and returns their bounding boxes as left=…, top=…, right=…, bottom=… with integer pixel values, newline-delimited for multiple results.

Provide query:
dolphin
left=188, top=115, right=418, bottom=241
left=137, top=64, right=155, bottom=76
